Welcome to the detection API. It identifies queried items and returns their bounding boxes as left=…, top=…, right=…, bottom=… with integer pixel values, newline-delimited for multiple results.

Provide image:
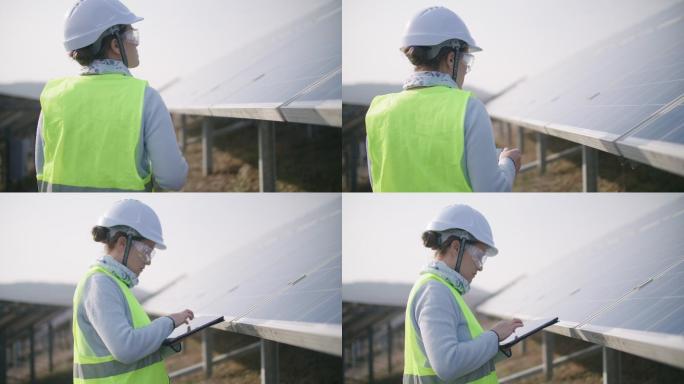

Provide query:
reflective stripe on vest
left=72, top=266, right=169, bottom=383
left=39, top=74, right=150, bottom=191
left=366, top=86, right=472, bottom=192
left=404, top=273, right=498, bottom=384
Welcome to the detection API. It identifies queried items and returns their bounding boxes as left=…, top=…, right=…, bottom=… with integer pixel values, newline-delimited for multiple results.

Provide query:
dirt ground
left=180, top=118, right=341, bottom=192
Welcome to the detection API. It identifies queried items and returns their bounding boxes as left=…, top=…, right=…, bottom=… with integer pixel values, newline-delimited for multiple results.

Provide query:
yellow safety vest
left=72, top=266, right=169, bottom=383
left=38, top=74, right=150, bottom=191
left=404, top=273, right=498, bottom=384
left=365, top=86, right=472, bottom=192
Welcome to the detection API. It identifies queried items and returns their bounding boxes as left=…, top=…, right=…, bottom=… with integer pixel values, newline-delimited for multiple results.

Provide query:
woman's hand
left=500, top=148, right=522, bottom=174
left=168, top=309, right=194, bottom=328
left=490, top=318, right=523, bottom=341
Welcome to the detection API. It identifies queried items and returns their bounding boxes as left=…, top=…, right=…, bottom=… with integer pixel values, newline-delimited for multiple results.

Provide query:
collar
left=95, top=255, right=139, bottom=288
left=403, top=71, right=458, bottom=90
left=420, top=259, right=470, bottom=294
left=80, top=59, right=132, bottom=77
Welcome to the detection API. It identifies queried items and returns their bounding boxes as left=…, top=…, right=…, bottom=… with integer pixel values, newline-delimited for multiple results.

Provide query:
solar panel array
left=161, top=0, right=341, bottom=127
left=144, top=197, right=341, bottom=356
left=486, top=2, right=684, bottom=176
left=477, top=197, right=684, bottom=368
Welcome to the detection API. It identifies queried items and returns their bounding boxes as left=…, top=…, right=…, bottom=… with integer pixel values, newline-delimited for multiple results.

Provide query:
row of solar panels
left=160, top=0, right=341, bottom=127
left=486, top=2, right=684, bottom=177
left=478, top=196, right=684, bottom=369
left=144, top=197, right=342, bottom=356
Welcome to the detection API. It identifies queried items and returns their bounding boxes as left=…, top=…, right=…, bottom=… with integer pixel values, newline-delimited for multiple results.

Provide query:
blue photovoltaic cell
left=486, top=3, right=684, bottom=173
left=161, top=0, right=341, bottom=126
left=477, top=197, right=684, bottom=334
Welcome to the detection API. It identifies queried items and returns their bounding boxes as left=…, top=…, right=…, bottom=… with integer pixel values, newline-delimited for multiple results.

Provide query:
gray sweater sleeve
left=462, top=97, right=516, bottom=192
left=141, top=86, right=188, bottom=191
left=82, top=273, right=175, bottom=364
left=414, top=281, right=499, bottom=381
left=34, top=112, right=44, bottom=176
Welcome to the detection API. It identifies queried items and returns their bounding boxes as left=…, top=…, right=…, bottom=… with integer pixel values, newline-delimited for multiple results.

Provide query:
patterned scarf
left=95, top=255, right=139, bottom=287
left=80, top=59, right=131, bottom=76
left=420, top=259, right=470, bottom=294
left=403, top=71, right=458, bottom=90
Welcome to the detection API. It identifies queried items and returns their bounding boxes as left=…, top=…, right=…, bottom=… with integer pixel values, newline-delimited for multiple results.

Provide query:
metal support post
left=520, top=338, right=527, bottom=355
left=542, top=332, right=554, bottom=381
left=202, top=118, right=213, bottom=176
left=603, top=347, right=621, bottom=384
left=29, top=326, right=36, bottom=383
left=387, top=323, right=393, bottom=374
left=536, top=132, right=547, bottom=175
left=258, top=121, right=277, bottom=192
left=261, top=339, right=279, bottom=384
left=506, top=123, right=513, bottom=148
left=0, top=331, right=6, bottom=384
left=202, top=329, right=213, bottom=378
left=48, top=323, right=54, bottom=372
left=582, top=145, right=599, bottom=192
left=179, top=115, right=187, bottom=153
left=368, top=327, right=374, bottom=383
left=517, top=126, right=525, bottom=152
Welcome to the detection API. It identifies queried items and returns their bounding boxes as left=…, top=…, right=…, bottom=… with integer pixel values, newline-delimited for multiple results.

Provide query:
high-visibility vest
left=404, top=273, right=498, bottom=384
left=38, top=74, right=150, bottom=191
left=366, top=86, right=472, bottom=192
left=72, top=266, right=169, bottom=383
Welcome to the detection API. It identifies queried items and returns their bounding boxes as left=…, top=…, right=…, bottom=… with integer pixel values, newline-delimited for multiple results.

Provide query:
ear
left=449, top=238, right=461, bottom=253
left=110, top=37, right=121, bottom=56
left=448, top=51, right=456, bottom=66
left=116, top=235, right=127, bottom=249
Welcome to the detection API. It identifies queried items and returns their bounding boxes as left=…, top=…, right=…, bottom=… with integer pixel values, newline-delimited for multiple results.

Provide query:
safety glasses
left=461, top=53, right=475, bottom=74
left=467, top=245, right=487, bottom=269
left=133, top=240, right=155, bottom=264
left=123, top=28, right=139, bottom=46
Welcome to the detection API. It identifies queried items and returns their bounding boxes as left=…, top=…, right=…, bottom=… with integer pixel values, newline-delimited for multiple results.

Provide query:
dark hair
left=70, top=25, right=128, bottom=66
left=402, top=46, right=455, bottom=70
left=92, top=226, right=127, bottom=250
left=422, top=230, right=459, bottom=254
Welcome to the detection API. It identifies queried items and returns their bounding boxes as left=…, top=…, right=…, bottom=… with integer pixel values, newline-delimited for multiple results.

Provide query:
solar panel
left=486, top=2, right=684, bottom=175
left=143, top=197, right=342, bottom=356
left=477, top=197, right=684, bottom=368
left=161, top=0, right=341, bottom=127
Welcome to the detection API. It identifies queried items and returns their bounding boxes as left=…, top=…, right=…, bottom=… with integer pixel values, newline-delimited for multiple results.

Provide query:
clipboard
left=163, top=315, right=224, bottom=346
left=499, top=317, right=558, bottom=350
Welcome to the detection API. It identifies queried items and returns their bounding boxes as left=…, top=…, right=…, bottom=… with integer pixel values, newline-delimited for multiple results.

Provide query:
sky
left=0, top=193, right=339, bottom=293
left=342, top=193, right=681, bottom=293
left=343, top=0, right=681, bottom=95
left=0, top=0, right=324, bottom=89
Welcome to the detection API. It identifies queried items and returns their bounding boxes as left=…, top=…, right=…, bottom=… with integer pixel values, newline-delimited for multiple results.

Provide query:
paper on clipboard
left=163, top=315, right=224, bottom=346
left=499, top=317, right=558, bottom=350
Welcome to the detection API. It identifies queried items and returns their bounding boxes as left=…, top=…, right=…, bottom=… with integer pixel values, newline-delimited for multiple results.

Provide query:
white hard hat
left=401, top=6, right=482, bottom=53
left=426, top=204, right=497, bottom=256
left=63, top=0, right=143, bottom=51
left=97, top=199, right=166, bottom=250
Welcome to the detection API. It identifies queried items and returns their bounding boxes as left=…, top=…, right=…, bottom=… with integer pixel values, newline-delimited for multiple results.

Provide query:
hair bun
left=422, top=230, right=440, bottom=250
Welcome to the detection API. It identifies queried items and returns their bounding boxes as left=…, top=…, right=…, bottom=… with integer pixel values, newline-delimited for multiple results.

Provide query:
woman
left=366, top=6, right=522, bottom=192
left=36, top=0, right=188, bottom=192
left=73, top=199, right=193, bottom=383
left=404, top=204, right=523, bottom=383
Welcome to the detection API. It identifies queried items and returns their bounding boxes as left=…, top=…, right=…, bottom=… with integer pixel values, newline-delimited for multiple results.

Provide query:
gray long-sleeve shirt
left=367, top=95, right=516, bottom=192
left=411, top=279, right=501, bottom=381
left=35, top=62, right=188, bottom=191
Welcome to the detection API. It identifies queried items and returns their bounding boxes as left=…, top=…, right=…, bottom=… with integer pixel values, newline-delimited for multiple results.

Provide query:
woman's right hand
left=490, top=318, right=524, bottom=341
left=500, top=148, right=522, bottom=174
left=169, top=309, right=194, bottom=328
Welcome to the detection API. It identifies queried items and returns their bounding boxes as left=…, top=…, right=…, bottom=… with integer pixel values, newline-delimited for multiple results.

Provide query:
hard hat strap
left=451, top=52, right=460, bottom=85
left=454, top=237, right=467, bottom=274
left=122, top=233, right=133, bottom=267
left=114, top=30, right=129, bottom=68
